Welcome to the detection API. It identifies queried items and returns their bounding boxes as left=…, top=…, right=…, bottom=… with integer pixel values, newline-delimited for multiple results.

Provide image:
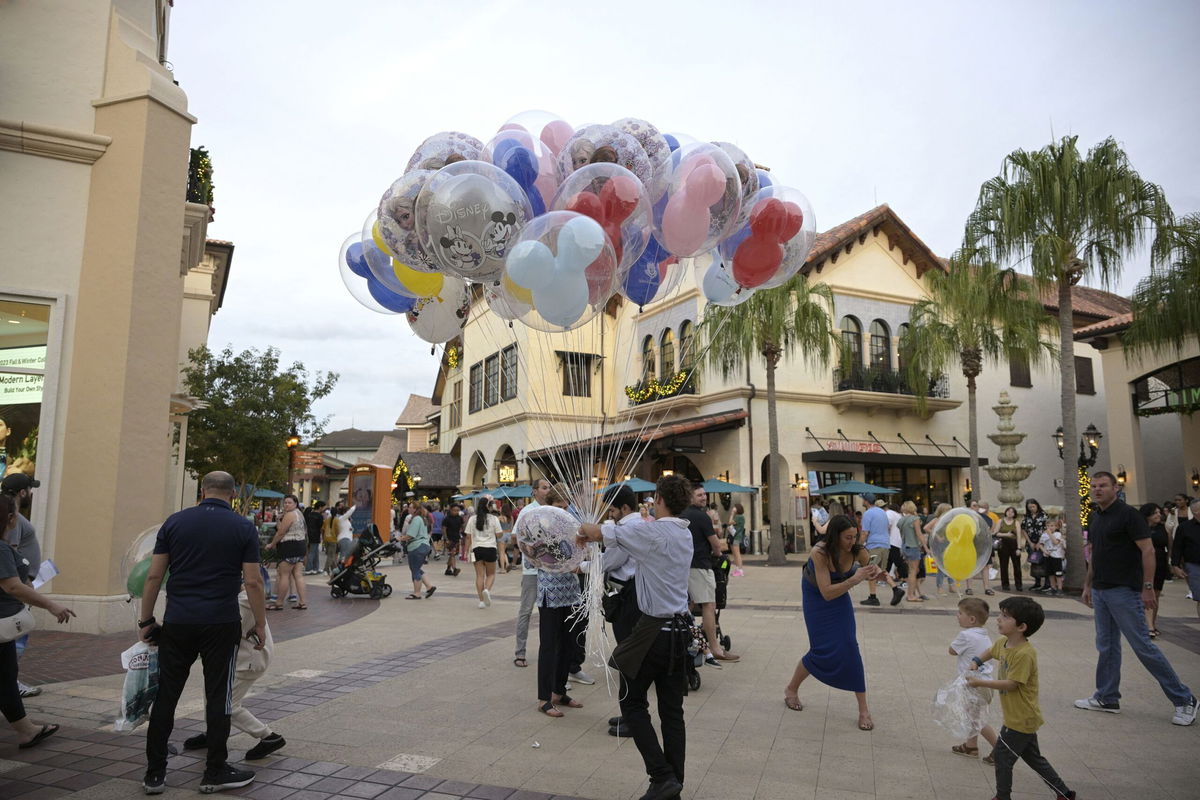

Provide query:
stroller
left=328, top=525, right=399, bottom=599
left=686, top=553, right=735, bottom=691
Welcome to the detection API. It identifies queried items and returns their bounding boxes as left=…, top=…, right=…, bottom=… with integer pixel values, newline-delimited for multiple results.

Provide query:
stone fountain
left=985, top=392, right=1036, bottom=505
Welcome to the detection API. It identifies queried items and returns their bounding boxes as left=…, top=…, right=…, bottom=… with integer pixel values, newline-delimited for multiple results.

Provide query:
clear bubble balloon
left=406, top=277, right=471, bottom=343
left=482, top=130, right=559, bottom=217
left=123, top=525, right=166, bottom=599
left=655, top=143, right=742, bottom=258
left=613, top=117, right=672, bottom=200
left=556, top=124, right=654, bottom=190
left=377, top=170, right=439, bottom=273
left=362, top=210, right=417, bottom=297
left=415, top=160, right=534, bottom=284
left=338, top=232, right=401, bottom=315
left=928, top=508, right=993, bottom=582
left=405, top=131, right=483, bottom=173
left=514, top=505, right=586, bottom=574
left=692, top=250, right=756, bottom=307
left=714, top=141, right=760, bottom=227
left=500, top=210, right=618, bottom=332
left=501, top=110, right=574, bottom=156
left=718, top=185, right=816, bottom=290
left=551, top=162, right=652, bottom=276
left=620, top=235, right=685, bottom=307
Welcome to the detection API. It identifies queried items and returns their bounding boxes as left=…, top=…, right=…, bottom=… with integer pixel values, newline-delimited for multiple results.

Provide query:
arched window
left=679, top=321, right=695, bottom=374
left=839, top=316, right=862, bottom=369
left=660, top=329, right=675, bottom=379
left=897, top=323, right=910, bottom=372
left=642, top=335, right=656, bottom=384
left=869, top=320, right=891, bottom=370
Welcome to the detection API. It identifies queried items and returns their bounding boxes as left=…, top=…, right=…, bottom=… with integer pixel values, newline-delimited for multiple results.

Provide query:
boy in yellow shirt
left=967, top=596, right=1075, bottom=800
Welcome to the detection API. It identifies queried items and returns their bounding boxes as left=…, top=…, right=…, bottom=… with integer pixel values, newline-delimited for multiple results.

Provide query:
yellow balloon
left=941, top=514, right=978, bottom=581
left=372, top=222, right=393, bottom=256
left=392, top=260, right=444, bottom=298
left=503, top=274, right=533, bottom=305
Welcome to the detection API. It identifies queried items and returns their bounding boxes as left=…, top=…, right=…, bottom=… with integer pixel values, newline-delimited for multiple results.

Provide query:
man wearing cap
left=860, top=494, right=904, bottom=607
left=1, top=473, right=43, bottom=698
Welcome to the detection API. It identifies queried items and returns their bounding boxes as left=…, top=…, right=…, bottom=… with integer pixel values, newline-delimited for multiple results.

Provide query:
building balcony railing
left=625, top=371, right=700, bottom=407
left=833, top=366, right=949, bottom=398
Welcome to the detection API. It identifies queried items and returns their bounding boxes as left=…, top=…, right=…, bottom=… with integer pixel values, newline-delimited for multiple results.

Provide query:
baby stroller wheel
left=720, top=634, right=731, bottom=651
left=369, top=584, right=384, bottom=599
left=330, top=585, right=347, bottom=599
left=688, top=672, right=701, bottom=691
left=381, top=583, right=393, bottom=598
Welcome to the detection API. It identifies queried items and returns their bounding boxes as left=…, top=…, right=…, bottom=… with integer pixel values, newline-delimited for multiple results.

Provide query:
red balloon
left=567, top=180, right=637, bottom=265
left=731, top=198, right=804, bottom=288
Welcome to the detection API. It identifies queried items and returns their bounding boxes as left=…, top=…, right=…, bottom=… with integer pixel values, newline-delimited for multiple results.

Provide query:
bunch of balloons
left=338, top=111, right=818, bottom=341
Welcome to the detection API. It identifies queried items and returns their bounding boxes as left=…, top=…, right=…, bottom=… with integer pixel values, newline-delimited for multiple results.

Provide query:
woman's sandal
left=951, top=743, right=979, bottom=757
left=292, top=604, right=308, bottom=610
left=404, top=594, right=422, bottom=600
left=265, top=604, right=284, bottom=611
left=553, top=694, right=583, bottom=709
left=784, top=693, right=803, bottom=711
left=19, top=724, right=59, bottom=749
left=513, top=657, right=528, bottom=668
left=538, top=701, right=564, bottom=718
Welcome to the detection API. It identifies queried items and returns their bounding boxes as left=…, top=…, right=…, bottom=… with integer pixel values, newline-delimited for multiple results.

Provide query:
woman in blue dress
left=784, top=514, right=882, bottom=730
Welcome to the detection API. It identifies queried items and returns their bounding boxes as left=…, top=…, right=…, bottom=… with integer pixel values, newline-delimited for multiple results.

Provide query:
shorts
left=445, top=532, right=461, bottom=545
left=688, top=567, right=717, bottom=604
left=277, top=539, right=306, bottom=563
left=1043, top=556, right=1063, bottom=576
left=866, top=547, right=890, bottom=569
left=473, top=546, right=498, bottom=563
left=903, top=546, right=923, bottom=562
left=1186, top=563, right=1200, bottom=598
left=431, top=532, right=443, bottom=542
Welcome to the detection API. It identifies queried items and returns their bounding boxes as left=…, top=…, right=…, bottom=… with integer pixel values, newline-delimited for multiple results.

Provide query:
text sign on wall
left=824, top=440, right=884, bottom=454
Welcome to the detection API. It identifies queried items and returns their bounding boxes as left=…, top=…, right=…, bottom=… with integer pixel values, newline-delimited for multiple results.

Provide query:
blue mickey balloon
left=663, top=134, right=680, bottom=152
left=345, top=240, right=371, bottom=278
left=494, top=138, right=545, bottom=216
left=366, top=276, right=417, bottom=313
left=756, top=169, right=773, bottom=188
left=622, top=235, right=671, bottom=306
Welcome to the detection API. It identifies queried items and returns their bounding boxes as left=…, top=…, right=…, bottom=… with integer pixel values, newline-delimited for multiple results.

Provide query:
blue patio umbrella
left=253, top=489, right=286, bottom=499
left=598, top=478, right=657, bottom=493
left=811, top=481, right=899, bottom=496
left=495, top=484, right=533, bottom=499
left=701, top=478, right=759, bottom=494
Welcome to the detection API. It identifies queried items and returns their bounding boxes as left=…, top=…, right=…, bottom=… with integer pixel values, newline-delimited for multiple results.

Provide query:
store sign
left=0, top=346, right=46, bottom=403
left=498, top=464, right=516, bottom=483
left=293, top=450, right=324, bottom=473
left=824, top=440, right=884, bottom=454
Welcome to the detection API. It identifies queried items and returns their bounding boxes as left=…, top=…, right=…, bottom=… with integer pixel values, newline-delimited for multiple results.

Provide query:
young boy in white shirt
left=949, top=596, right=997, bottom=762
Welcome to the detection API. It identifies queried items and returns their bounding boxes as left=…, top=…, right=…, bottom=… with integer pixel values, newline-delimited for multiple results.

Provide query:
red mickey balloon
left=731, top=198, right=804, bottom=288
left=567, top=174, right=639, bottom=266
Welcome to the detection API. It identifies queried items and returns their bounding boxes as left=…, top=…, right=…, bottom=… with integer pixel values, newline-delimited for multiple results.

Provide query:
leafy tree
left=702, top=275, right=836, bottom=565
left=899, top=251, right=1053, bottom=496
left=181, top=346, right=338, bottom=507
left=1124, top=213, right=1200, bottom=359
left=963, top=136, right=1172, bottom=588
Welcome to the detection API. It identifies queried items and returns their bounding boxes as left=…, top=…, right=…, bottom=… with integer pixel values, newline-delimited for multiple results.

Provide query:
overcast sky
left=167, top=0, right=1200, bottom=434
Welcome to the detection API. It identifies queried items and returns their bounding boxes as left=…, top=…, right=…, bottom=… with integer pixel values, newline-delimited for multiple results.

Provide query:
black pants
left=887, top=546, right=908, bottom=579
left=146, top=621, right=241, bottom=775
left=0, top=640, right=25, bottom=724
left=537, top=605, right=576, bottom=701
left=619, top=628, right=687, bottom=786
left=993, top=726, right=1070, bottom=800
left=997, top=542, right=1021, bottom=589
left=567, top=609, right=587, bottom=675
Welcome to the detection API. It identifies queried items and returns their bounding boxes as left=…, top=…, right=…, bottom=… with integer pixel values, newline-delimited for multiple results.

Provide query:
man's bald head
left=201, top=471, right=236, bottom=499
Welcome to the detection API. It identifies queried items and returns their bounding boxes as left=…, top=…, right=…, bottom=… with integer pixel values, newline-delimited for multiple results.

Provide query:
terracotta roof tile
left=1074, top=312, right=1133, bottom=339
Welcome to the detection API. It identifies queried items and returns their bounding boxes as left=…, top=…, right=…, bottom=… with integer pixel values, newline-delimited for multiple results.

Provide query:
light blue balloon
left=507, top=239, right=556, bottom=289
left=556, top=215, right=605, bottom=273
left=702, top=256, right=739, bottom=303
left=534, top=275, right=590, bottom=328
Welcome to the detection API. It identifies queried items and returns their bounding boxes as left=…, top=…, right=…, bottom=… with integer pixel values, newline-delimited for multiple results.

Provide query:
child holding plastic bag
left=940, top=596, right=997, bottom=761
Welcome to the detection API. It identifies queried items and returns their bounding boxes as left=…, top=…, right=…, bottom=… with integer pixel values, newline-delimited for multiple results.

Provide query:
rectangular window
left=449, top=381, right=462, bottom=428
left=562, top=353, right=592, bottom=397
left=500, top=345, right=517, bottom=401
left=1075, top=355, right=1095, bottom=394
left=1009, top=354, right=1032, bottom=388
left=484, top=354, right=500, bottom=407
left=468, top=364, right=482, bottom=413
left=0, top=300, right=50, bottom=505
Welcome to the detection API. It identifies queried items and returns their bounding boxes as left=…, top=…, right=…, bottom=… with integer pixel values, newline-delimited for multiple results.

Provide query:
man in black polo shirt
left=1075, top=471, right=1196, bottom=726
left=681, top=486, right=738, bottom=663
left=138, top=471, right=267, bottom=793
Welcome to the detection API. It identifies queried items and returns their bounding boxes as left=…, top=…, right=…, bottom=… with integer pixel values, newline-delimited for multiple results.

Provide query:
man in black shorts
left=442, top=504, right=463, bottom=576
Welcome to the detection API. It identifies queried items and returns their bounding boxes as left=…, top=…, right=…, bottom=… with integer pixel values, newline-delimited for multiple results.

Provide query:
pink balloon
left=661, top=159, right=726, bottom=256
left=541, top=120, right=575, bottom=156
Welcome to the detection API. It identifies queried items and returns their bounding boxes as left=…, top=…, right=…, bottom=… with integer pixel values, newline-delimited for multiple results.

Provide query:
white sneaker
left=1172, top=696, right=1198, bottom=726
left=482, top=589, right=492, bottom=607
left=478, top=600, right=487, bottom=609
left=18, top=682, right=41, bottom=698
left=1074, top=697, right=1120, bottom=713
left=570, top=670, right=596, bottom=685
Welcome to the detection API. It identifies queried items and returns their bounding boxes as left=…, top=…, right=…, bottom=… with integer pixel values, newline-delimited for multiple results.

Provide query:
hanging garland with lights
left=1077, top=465, right=1091, bottom=530
left=625, top=370, right=692, bottom=404
left=446, top=344, right=460, bottom=371
left=392, top=457, right=414, bottom=504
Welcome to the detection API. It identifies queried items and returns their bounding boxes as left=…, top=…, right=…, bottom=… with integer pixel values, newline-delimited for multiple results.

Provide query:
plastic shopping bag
left=115, top=641, right=159, bottom=732
left=931, top=672, right=993, bottom=740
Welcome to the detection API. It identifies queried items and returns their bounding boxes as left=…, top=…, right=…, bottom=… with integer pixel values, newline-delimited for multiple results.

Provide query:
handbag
left=0, top=606, right=36, bottom=643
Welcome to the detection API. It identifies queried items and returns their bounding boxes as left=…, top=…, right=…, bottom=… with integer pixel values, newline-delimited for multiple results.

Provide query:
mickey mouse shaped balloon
left=927, top=508, right=993, bottom=583
left=656, top=143, right=742, bottom=258
left=718, top=185, right=817, bottom=290
left=501, top=211, right=618, bottom=332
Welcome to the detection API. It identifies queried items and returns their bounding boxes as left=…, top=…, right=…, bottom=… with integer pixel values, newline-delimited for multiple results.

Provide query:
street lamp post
left=1053, top=422, right=1102, bottom=592
left=285, top=430, right=300, bottom=494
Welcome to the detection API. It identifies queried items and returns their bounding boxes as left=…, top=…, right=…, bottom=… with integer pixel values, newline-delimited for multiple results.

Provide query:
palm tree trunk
left=765, top=347, right=786, bottom=565
left=966, top=372, right=979, bottom=501
left=1058, top=278, right=1084, bottom=591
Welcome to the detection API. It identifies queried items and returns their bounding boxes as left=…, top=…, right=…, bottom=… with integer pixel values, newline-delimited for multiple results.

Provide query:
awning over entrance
left=527, top=410, right=748, bottom=461
left=802, top=451, right=986, bottom=468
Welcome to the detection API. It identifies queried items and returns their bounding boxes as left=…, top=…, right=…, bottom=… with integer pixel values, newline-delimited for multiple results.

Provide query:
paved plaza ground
left=2, top=555, right=1199, bottom=799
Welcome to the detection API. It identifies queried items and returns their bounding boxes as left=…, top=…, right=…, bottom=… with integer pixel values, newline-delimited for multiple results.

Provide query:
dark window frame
left=484, top=353, right=500, bottom=407
left=468, top=363, right=483, bottom=413
left=840, top=315, right=863, bottom=368
left=660, top=329, right=675, bottom=378
left=1075, top=355, right=1096, bottom=395
left=561, top=352, right=593, bottom=398
left=642, top=335, right=656, bottom=384
left=869, top=320, right=891, bottom=370
left=500, top=345, right=517, bottom=401
left=449, top=380, right=462, bottom=428
left=1009, top=354, right=1032, bottom=388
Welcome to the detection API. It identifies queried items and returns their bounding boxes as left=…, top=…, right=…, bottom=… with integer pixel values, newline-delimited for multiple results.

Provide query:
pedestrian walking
left=1, top=473, right=45, bottom=698
left=266, top=494, right=307, bottom=610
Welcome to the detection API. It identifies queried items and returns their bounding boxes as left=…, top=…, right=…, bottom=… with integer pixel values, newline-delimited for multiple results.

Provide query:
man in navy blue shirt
left=138, top=471, right=266, bottom=794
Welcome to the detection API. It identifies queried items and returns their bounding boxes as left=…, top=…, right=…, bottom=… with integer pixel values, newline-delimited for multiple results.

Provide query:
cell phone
left=245, top=630, right=262, bottom=646
left=867, top=552, right=885, bottom=568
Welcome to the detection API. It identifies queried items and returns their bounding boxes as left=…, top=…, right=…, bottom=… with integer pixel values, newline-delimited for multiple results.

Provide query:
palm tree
left=963, top=136, right=1172, bottom=588
left=1124, top=213, right=1200, bottom=358
left=899, top=251, right=1053, bottom=496
left=701, top=274, right=836, bottom=565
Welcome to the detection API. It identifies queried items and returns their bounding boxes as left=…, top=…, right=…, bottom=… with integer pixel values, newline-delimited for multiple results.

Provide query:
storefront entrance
left=864, top=465, right=953, bottom=511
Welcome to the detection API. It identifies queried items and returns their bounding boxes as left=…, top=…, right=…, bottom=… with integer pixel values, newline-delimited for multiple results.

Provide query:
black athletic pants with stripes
left=146, top=621, right=241, bottom=775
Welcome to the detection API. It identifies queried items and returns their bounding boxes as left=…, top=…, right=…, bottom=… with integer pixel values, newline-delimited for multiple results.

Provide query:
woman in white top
left=335, top=505, right=356, bottom=562
left=267, top=494, right=308, bottom=610
left=470, top=498, right=503, bottom=608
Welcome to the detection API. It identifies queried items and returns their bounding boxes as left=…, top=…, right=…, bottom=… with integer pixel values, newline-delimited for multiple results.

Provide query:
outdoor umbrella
left=496, top=485, right=533, bottom=499
left=811, top=481, right=899, bottom=496
left=701, top=478, right=759, bottom=494
left=253, top=489, right=286, bottom=499
left=598, top=478, right=657, bottom=493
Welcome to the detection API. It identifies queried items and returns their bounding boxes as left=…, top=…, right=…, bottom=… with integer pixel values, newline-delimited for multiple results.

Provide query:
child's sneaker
left=1074, top=697, right=1120, bottom=713
left=1172, top=696, right=1198, bottom=726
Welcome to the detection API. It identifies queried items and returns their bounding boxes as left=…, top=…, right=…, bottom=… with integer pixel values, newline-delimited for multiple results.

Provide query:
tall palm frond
left=1124, top=214, right=1200, bottom=359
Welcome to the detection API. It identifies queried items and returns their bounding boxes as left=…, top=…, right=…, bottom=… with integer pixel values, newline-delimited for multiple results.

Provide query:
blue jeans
left=407, top=545, right=431, bottom=583
left=1091, top=585, right=1192, bottom=707
left=305, top=542, right=321, bottom=572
